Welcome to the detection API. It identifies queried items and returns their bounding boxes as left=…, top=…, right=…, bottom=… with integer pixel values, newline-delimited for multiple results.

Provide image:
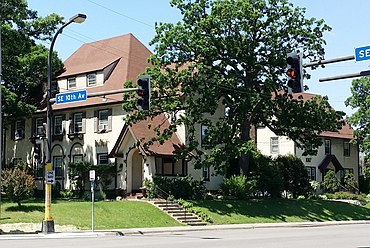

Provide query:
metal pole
left=319, top=70, right=370, bottom=82
left=0, top=11, right=2, bottom=220
left=303, top=55, right=355, bottom=68
left=43, top=14, right=86, bottom=234
left=91, top=181, right=94, bottom=232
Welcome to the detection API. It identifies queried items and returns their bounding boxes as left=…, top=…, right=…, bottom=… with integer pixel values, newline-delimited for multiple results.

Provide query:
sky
left=27, top=0, right=370, bottom=117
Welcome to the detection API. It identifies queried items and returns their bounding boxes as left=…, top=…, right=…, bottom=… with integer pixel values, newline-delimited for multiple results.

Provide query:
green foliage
left=220, top=175, right=256, bottom=200
left=60, top=189, right=74, bottom=199
left=1, top=167, right=35, bottom=206
left=323, top=170, right=340, bottom=193
left=343, top=172, right=358, bottom=193
left=122, top=0, right=340, bottom=175
left=1, top=1, right=64, bottom=121
left=149, top=176, right=206, bottom=200
left=68, top=161, right=115, bottom=199
left=346, top=77, right=370, bottom=160
left=249, top=152, right=283, bottom=198
left=276, top=154, right=311, bottom=198
left=325, top=192, right=367, bottom=205
left=177, top=198, right=213, bottom=223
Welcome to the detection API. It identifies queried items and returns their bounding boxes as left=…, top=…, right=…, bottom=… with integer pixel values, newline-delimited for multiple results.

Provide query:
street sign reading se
left=56, top=89, right=87, bottom=104
left=355, top=45, right=370, bottom=62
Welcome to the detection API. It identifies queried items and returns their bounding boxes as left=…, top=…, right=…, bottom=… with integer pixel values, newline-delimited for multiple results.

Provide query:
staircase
left=151, top=200, right=207, bottom=226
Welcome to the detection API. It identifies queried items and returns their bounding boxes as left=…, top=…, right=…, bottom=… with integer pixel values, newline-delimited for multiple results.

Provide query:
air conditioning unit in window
left=99, top=124, right=108, bottom=132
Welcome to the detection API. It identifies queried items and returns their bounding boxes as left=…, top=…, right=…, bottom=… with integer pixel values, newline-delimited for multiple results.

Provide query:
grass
left=0, top=200, right=181, bottom=230
left=2, top=198, right=370, bottom=229
left=191, top=198, right=370, bottom=224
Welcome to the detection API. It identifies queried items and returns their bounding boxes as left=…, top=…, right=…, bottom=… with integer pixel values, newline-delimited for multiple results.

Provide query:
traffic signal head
left=136, top=75, right=150, bottom=111
left=286, top=52, right=303, bottom=93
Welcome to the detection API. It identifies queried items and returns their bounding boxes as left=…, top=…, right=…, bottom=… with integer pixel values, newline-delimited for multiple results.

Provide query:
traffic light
left=286, top=52, right=303, bottom=93
left=136, top=75, right=150, bottom=111
left=34, top=143, right=41, bottom=162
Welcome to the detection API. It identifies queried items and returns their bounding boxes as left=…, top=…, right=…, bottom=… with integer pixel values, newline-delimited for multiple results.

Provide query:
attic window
left=87, top=73, right=97, bottom=86
left=68, top=77, right=76, bottom=89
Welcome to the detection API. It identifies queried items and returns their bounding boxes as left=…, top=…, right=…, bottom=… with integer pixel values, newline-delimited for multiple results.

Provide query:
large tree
left=1, top=0, right=64, bottom=121
left=123, top=0, right=341, bottom=175
left=345, top=76, right=370, bottom=159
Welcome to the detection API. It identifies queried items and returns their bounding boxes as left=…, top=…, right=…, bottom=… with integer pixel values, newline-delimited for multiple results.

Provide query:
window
left=306, top=158, right=312, bottom=163
left=201, top=124, right=209, bottom=147
left=14, top=120, right=25, bottom=140
left=67, top=77, right=76, bottom=89
left=98, top=110, right=109, bottom=131
left=202, top=166, right=210, bottom=181
left=53, top=156, right=63, bottom=178
left=155, top=157, right=186, bottom=176
left=344, top=141, right=350, bottom=157
left=87, top=73, right=97, bottom=86
left=307, top=166, right=316, bottom=180
left=98, top=153, right=109, bottom=165
left=324, top=139, right=331, bottom=155
left=270, top=137, right=279, bottom=154
left=54, top=115, right=63, bottom=135
left=73, top=113, right=83, bottom=133
left=73, top=154, right=83, bottom=163
left=36, top=118, right=45, bottom=136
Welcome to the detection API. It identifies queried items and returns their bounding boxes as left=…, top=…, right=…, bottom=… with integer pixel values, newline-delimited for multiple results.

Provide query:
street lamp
left=44, top=13, right=87, bottom=234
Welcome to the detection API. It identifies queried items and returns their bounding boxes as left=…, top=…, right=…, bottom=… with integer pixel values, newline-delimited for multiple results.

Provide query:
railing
left=339, top=184, right=360, bottom=194
left=150, top=186, right=189, bottom=223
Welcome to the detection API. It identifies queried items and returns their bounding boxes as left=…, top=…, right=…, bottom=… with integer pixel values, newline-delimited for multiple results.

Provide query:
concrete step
left=188, top=222, right=207, bottom=226
left=176, top=216, right=199, bottom=221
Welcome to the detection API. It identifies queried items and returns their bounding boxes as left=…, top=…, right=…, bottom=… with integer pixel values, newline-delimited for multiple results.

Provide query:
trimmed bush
left=323, top=170, right=340, bottom=193
left=220, top=175, right=256, bottom=200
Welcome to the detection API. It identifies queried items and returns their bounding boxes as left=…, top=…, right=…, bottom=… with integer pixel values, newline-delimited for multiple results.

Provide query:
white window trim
left=87, top=73, right=97, bottom=87
left=270, top=137, right=279, bottom=154
left=54, top=115, right=63, bottom=135
left=68, top=77, right=76, bottom=89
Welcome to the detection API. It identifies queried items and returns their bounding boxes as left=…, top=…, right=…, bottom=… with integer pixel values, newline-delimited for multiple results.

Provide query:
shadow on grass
left=192, top=198, right=370, bottom=223
left=6, top=205, right=44, bottom=213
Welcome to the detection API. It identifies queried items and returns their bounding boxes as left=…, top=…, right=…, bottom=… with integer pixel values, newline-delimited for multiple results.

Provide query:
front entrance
left=131, top=149, right=143, bottom=192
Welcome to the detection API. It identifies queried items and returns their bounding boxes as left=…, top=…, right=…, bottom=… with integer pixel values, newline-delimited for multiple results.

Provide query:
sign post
left=89, top=170, right=95, bottom=232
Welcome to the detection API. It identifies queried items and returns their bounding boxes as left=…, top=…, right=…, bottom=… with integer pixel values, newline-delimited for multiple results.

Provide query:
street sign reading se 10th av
left=56, top=89, right=87, bottom=104
left=355, top=45, right=370, bottom=62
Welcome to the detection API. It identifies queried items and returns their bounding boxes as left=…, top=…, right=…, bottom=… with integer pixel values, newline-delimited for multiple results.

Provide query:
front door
left=131, top=150, right=143, bottom=192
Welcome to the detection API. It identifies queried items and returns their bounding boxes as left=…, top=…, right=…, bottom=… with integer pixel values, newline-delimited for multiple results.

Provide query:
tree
left=1, top=0, right=64, bottom=122
left=323, top=170, right=340, bottom=193
left=1, top=167, right=35, bottom=206
left=345, top=76, right=370, bottom=159
left=276, top=154, right=310, bottom=198
left=123, top=0, right=341, bottom=175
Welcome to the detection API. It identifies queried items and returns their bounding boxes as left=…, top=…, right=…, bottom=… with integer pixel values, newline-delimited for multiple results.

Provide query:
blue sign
left=56, top=89, right=87, bottom=104
left=355, top=45, right=370, bottom=61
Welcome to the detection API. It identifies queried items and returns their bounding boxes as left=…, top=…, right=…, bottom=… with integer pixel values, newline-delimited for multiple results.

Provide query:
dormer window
left=68, top=77, right=76, bottom=89
left=87, top=73, right=97, bottom=87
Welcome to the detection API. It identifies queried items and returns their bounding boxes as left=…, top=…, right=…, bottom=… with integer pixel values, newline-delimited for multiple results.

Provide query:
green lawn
left=191, top=198, right=370, bottom=224
left=0, top=200, right=181, bottom=230
left=1, top=198, right=370, bottom=230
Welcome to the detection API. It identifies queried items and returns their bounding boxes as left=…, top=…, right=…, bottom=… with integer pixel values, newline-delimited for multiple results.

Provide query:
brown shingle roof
left=48, top=33, right=152, bottom=111
left=110, top=114, right=183, bottom=157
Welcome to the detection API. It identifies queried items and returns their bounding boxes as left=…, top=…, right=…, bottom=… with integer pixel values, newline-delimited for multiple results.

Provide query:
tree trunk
left=238, top=120, right=251, bottom=176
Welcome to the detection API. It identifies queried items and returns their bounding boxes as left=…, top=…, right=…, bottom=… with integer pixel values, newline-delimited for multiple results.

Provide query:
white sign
left=89, top=170, right=96, bottom=181
left=46, top=170, right=55, bottom=184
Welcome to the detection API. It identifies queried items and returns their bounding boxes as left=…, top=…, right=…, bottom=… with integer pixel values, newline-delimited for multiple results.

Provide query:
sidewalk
left=1, top=220, right=370, bottom=239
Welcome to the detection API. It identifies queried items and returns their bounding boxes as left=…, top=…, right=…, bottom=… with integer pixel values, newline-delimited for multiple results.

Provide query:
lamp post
left=43, top=13, right=87, bottom=234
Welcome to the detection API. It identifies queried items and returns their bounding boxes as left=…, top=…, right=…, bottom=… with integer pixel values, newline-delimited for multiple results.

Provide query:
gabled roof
left=318, top=154, right=344, bottom=173
left=110, top=114, right=183, bottom=157
left=49, top=33, right=152, bottom=111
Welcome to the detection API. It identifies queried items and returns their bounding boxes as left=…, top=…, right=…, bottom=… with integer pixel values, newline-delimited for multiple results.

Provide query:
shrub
left=1, top=167, right=35, bottom=206
left=249, top=153, right=283, bottom=198
left=325, top=191, right=367, bottom=204
left=220, top=175, right=256, bottom=200
left=150, top=176, right=206, bottom=200
left=275, top=154, right=311, bottom=198
left=60, top=189, right=74, bottom=199
left=323, top=170, right=340, bottom=193
left=343, top=172, right=358, bottom=193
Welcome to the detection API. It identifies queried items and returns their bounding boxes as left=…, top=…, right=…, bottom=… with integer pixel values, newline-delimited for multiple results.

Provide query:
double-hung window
left=98, top=110, right=109, bottom=131
left=36, top=118, right=45, bottom=136
left=343, top=141, right=350, bottom=157
left=94, top=109, right=112, bottom=133
left=270, top=137, right=279, bottom=154
left=67, top=77, right=76, bottom=89
left=87, top=73, right=97, bottom=87
left=14, top=120, right=25, bottom=140
left=54, top=115, right=63, bottom=135
left=53, top=156, right=63, bottom=178
left=97, top=153, right=109, bottom=165
left=74, top=113, right=83, bottom=133
left=324, top=139, right=331, bottom=155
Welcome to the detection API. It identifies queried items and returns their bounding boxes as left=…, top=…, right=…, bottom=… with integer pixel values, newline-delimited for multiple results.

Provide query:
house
left=5, top=33, right=223, bottom=195
left=256, top=92, right=359, bottom=185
